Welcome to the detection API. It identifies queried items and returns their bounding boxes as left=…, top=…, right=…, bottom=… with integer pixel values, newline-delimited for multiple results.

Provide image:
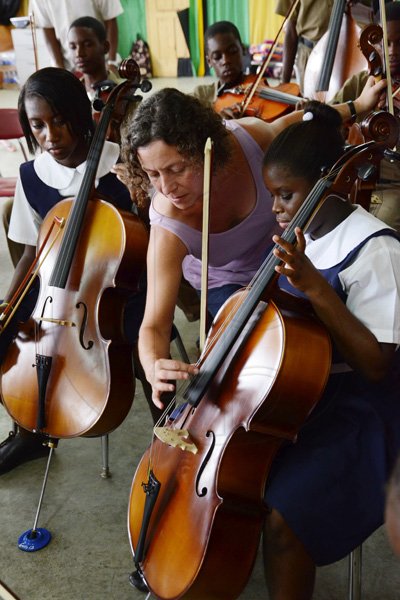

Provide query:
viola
left=127, top=112, right=399, bottom=600
left=0, top=59, right=150, bottom=439
left=214, top=73, right=301, bottom=122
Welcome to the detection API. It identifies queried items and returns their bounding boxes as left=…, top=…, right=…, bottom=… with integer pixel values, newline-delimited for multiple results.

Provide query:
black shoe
left=129, top=570, right=149, bottom=593
left=0, top=430, right=49, bottom=475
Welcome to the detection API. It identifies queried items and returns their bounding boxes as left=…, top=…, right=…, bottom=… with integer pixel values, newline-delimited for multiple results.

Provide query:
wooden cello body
left=1, top=199, right=148, bottom=438
left=128, top=294, right=331, bottom=600
left=0, top=59, right=150, bottom=439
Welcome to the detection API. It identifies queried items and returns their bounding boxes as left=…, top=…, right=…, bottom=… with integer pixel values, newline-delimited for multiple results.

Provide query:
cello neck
left=317, top=0, right=346, bottom=92
left=49, top=101, right=114, bottom=289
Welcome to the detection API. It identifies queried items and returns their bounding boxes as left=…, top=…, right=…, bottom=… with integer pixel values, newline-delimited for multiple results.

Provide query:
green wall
left=117, top=0, right=147, bottom=60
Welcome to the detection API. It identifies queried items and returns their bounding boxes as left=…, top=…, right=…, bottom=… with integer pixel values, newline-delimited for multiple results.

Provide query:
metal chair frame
left=348, top=546, right=362, bottom=600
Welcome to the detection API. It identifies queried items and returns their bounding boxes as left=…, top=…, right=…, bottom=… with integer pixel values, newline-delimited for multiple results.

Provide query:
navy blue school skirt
left=265, top=353, right=400, bottom=565
left=199, top=282, right=400, bottom=566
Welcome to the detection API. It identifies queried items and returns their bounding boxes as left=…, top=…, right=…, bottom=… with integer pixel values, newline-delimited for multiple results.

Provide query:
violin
left=214, top=7, right=302, bottom=123
left=0, top=59, right=150, bottom=439
left=214, top=73, right=301, bottom=122
left=127, top=112, right=399, bottom=600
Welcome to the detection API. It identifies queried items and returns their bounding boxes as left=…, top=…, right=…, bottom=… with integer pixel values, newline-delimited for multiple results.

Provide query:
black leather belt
left=299, top=35, right=316, bottom=49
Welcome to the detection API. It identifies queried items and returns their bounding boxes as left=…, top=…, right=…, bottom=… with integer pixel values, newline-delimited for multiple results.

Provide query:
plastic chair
left=0, top=176, right=19, bottom=198
left=0, top=108, right=27, bottom=199
left=2, top=197, right=24, bottom=266
left=0, top=108, right=28, bottom=163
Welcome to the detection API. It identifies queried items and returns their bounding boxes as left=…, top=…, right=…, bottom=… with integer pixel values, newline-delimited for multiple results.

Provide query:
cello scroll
left=359, top=23, right=384, bottom=80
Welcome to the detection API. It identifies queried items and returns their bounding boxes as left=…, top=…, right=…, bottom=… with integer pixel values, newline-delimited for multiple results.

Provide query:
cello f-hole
left=38, top=296, right=53, bottom=333
left=196, top=430, right=216, bottom=497
left=76, top=301, right=93, bottom=350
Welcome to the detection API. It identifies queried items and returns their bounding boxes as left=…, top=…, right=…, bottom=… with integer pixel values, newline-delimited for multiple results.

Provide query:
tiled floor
left=0, top=80, right=400, bottom=600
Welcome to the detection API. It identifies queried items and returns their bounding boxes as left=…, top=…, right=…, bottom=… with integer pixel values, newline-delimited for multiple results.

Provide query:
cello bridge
left=37, top=317, right=76, bottom=327
left=154, top=427, right=198, bottom=454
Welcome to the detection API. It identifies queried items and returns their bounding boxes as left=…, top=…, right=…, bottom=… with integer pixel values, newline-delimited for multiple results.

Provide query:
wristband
left=107, top=59, right=119, bottom=67
left=347, top=100, right=357, bottom=123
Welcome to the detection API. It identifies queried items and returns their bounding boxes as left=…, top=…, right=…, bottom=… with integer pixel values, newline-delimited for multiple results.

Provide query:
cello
left=127, top=113, right=398, bottom=600
left=303, top=0, right=368, bottom=101
left=0, top=59, right=150, bottom=439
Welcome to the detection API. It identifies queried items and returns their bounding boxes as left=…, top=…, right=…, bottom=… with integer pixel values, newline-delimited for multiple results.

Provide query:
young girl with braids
left=260, top=100, right=400, bottom=599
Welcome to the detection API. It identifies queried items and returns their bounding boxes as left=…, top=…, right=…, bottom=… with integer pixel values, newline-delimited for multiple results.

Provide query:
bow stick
left=29, top=11, right=39, bottom=72
left=379, top=0, right=395, bottom=116
left=241, top=0, right=301, bottom=115
left=199, top=137, right=213, bottom=352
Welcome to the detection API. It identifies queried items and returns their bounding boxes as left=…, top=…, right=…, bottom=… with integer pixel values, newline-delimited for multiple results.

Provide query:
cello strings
left=145, top=160, right=349, bottom=468
left=183, top=171, right=337, bottom=394
left=148, top=179, right=332, bottom=459
left=148, top=158, right=347, bottom=459
left=50, top=106, right=112, bottom=288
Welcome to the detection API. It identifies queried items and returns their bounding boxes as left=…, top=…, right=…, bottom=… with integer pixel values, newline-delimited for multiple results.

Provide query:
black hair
left=377, top=1, right=400, bottom=22
left=204, top=21, right=242, bottom=52
left=69, top=16, right=107, bottom=43
left=18, top=67, right=94, bottom=155
left=263, top=101, right=346, bottom=185
left=387, top=1, right=400, bottom=21
left=121, top=87, right=232, bottom=204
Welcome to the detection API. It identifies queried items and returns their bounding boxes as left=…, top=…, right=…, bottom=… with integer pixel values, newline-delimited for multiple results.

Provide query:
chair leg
left=348, top=545, right=362, bottom=600
left=100, top=434, right=111, bottom=479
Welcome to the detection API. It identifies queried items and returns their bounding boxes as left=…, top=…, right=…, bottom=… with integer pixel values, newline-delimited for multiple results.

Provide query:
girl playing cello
left=122, top=78, right=384, bottom=409
left=0, top=67, right=148, bottom=474
left=260, top=100, right=400, bottom=598
left=125, top=82, right=399, bottom=597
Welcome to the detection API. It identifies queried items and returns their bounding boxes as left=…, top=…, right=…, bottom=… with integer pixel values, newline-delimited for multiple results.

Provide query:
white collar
left=305, top=205, right=392, bottom=268
left=33, top=141, right=120, bottom=191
